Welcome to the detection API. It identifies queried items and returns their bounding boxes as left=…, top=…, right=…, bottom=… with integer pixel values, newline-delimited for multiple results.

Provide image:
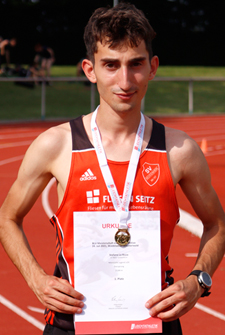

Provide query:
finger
left=145, top=289, right=173, bottom=310
left=40, top=278, right=85, bottom=313
left=156, top=301, right=191, bottom=322
left=42, top=288, right=85, bottom=314
left=148, top=295, right=175, bottom=318
left=44, top=296, right=84, bottom=314
left=48, top=278, right=84, bottom=300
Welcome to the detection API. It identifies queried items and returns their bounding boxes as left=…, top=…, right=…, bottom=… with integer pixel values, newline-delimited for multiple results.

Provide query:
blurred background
left=1, top=0, right=224, bottom=66
left=1, top=0, right=225, bottom=120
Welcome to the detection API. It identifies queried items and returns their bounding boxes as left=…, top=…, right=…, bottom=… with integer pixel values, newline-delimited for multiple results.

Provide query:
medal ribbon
left=91, top=107, right=145, bottom=229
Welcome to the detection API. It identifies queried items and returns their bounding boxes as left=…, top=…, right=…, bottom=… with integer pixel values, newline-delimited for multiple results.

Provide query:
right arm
left=0, top=126, right=84, bottom=314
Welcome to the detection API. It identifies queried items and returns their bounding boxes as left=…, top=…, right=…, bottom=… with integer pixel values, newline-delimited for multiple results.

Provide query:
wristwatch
left=188, top=270, right=212, bottom=297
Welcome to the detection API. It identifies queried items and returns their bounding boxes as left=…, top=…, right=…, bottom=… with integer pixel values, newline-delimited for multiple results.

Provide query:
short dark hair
left=84, top=2, right=156, bottom=63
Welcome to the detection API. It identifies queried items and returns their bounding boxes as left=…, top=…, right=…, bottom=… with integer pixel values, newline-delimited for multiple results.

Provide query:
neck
left=82, top=102, right=152, bottom=162
left=96, top=104, right=141, bottom=140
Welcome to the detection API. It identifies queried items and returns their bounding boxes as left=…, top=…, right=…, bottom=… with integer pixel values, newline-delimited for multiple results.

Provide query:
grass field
left=0, top=66, right=225, bottom=121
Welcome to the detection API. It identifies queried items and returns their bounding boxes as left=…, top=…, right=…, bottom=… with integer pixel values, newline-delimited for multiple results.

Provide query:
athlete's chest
left=67, top=148, right=170, bottom=213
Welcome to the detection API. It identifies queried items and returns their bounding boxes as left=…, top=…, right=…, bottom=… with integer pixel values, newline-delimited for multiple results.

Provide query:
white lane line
left=0, top=141, right=32, bottom=149
left=194, top=134, right=225, bottom=142
left=27, top=306, right=45, bottom=314
left=0, top=295, right=45, bottom=331
left=0, top=132, right=41, bottom=140
left=0, top=155, right=24, bottom=166
left=188, top=129, right=225, bottom=137
left=205, top=150, right=225, bottom=156
left=195, top=303, right=225, bottom=321
left=178, top=209, right=203, bottom=238
left=185, top=253, right=199, bottom=257
left=186, top=253, right=225, bottom=258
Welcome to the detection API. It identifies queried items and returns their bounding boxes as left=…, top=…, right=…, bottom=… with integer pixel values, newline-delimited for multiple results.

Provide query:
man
left=0, top=37, right=17, bottom=73
left=34, top=43, right=55, bottom=78
left=0, top=3, right=225, bottom=335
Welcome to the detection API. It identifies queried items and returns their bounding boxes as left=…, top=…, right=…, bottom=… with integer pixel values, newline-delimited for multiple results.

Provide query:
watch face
left=200, top=272, right=212, bottom=289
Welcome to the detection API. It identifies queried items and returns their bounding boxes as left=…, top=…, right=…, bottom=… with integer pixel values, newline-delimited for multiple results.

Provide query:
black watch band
left=188, top=270, right=212, bottom=297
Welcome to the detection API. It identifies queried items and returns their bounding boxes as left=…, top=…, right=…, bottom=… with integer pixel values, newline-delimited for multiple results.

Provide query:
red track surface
left=0, top=115, right=225, bottom=335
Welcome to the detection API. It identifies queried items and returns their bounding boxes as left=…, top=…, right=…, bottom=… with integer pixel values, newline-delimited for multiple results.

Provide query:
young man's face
left=86, top=40, right=158, bottom=115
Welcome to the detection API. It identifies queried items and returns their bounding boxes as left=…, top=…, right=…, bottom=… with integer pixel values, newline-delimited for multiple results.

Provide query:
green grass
left=1, top=66, right=225, bottom=121
left=156, top=66, right=225, bottom=77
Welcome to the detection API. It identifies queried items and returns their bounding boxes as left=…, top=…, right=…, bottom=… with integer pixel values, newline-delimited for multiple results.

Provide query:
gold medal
left=115, top=228, right=131, bottom=246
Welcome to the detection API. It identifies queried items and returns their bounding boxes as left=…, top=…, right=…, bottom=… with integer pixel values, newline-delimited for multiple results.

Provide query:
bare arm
left=0, top=40, right=8, bottom=55
left=146, top=131, right=225, bottom=321
left=47, top=47, right=55, bottom=58
left=0, top=126, right=84, bottom=314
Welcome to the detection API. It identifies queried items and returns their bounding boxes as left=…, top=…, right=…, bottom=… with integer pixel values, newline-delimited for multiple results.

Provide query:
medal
left=91, top=107, right=145, bottom=246
left=115, top=228, right=131, bottom=246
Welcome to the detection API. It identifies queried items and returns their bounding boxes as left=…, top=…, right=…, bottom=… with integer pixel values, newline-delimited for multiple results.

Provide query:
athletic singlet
left=44, top=116, right=180, bottom=330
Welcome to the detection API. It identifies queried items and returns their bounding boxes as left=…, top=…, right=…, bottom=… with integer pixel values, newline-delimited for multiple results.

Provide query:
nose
left=117, top=66, right=132, bottom=91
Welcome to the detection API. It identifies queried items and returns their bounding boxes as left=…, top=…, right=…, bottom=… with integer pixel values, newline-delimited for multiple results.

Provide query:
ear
left=82, top=59, right=97, bottom=83
left=148, top=56, right=159, bottom=81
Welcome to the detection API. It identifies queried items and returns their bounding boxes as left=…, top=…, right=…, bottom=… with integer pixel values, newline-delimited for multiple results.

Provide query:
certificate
left=74, top=211, right=162, bottom=334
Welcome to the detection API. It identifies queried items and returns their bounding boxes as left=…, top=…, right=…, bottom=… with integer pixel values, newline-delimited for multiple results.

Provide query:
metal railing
left=1, top=76, right=225, bottom=119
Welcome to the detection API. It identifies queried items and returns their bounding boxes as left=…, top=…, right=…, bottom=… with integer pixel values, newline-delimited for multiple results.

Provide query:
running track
left=0, top=115, right=225, bottom=335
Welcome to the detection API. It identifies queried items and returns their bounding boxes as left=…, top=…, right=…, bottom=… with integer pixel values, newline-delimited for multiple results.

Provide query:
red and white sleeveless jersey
left=45, top=116, right=179, bottom=330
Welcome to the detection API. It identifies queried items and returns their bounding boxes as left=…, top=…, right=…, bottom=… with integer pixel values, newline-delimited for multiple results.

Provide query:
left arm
left=146, top=132, right=225, bottom=321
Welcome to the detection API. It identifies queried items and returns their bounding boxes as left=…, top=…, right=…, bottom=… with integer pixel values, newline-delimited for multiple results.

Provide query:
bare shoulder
left=29, top=122, right=70, bottom=159
left=34, top=122, right=71, bottom=152
left=165, top=126, right=207, bottom=185
left=0, top=122, right=72, bottom=220
left=165, top=126, right=200, bottom=157
left=19, top=122, right=71, bottom=178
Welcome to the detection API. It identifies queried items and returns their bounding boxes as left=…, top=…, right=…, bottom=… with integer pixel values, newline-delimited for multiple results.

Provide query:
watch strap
left=188, top=270, right=211, bottom=297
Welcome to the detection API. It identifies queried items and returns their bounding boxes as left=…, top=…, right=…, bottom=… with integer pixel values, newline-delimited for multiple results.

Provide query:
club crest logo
left=142, top=163, right=160, bottom=186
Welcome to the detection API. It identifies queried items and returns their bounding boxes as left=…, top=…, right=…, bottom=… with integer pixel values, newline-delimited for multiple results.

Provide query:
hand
left=32, top=273, right=84, bottom=314
left=145, top=276, right=204, bottom=322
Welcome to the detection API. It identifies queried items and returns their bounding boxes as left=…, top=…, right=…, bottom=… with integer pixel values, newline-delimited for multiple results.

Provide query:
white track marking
left=27, top=306, right=45, bottom=314
left=0, top=295, right=45, bottom=330
left=205, top=149, right=225, bottom=156
left=188, top=129, right=225, bottom=137
left=178, top=209, right=203, bottom=237
left=0, top=155, right=24, bottom=166
left=0, top=132, right=41, bottom=140
left=41, top=177, right=56, bottom=218
left=185, top=253, right=199, bottom=257
left=186, top=253, right=225, bottom=258
left=195, top=303, right=225, bottom=321
left=0, top=141, right=32, bottom=149
left=196, top=135, right=225, bottom=142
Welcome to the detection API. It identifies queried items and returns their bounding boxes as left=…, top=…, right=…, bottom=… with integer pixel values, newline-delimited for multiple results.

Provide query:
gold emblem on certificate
left=115, top=228, right=131, bottom=246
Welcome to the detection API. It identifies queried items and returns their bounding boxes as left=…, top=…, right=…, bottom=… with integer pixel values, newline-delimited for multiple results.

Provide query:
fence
left=1, top=76, right=225, bottom=119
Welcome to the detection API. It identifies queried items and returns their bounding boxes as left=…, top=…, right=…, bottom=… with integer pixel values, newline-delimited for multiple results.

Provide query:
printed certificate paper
left=74, top=211, right=162, bottom=334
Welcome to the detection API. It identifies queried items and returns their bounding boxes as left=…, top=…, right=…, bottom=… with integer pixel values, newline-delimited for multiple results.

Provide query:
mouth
left=115, top=92, right=136, bottom=100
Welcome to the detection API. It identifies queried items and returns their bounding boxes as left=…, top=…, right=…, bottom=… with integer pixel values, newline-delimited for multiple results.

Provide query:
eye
left=105, top=62, right=118, bottom=70
left=131, top=61, right=142, bottom=67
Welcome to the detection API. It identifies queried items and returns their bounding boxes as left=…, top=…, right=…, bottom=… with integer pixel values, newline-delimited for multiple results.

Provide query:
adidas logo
left=80, top=169, right=97, bottom=181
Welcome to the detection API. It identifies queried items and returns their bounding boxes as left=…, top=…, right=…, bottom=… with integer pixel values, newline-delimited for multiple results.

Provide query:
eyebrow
left=100, top=56, right=147, bottom=63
